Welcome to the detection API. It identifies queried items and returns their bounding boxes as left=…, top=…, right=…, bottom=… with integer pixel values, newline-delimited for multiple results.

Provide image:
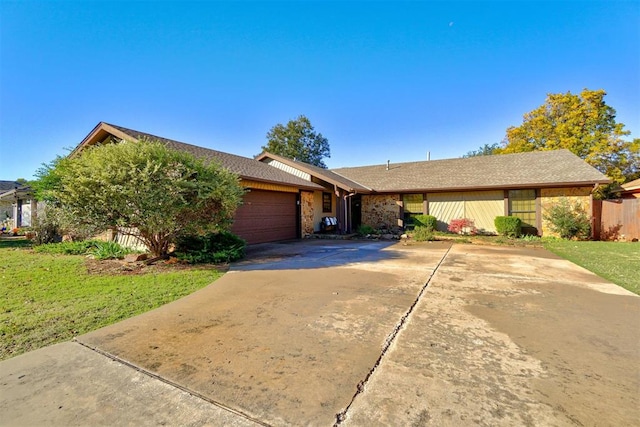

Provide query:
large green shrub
left=175, top=231, right=246, bottom=264
left=413, top=215, right=437, bottom=230
left=32, top=221, right=62, bottom=245
left=543, top=198, right=591, bottom=240
left=31, top=204, right=101, bottom=245
left=31, top=204, right=62, bottom=245
left=494, top=216, right=522, bottom=237
left=34, top=140, right=244, bottom=257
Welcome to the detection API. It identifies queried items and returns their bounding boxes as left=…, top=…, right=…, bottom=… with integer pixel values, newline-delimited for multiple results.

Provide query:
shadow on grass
left=0, top=237, right=33, bottom=249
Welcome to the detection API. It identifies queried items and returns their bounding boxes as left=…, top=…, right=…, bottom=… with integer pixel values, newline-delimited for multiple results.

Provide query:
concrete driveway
left=1, top=240, right=638, bottom=426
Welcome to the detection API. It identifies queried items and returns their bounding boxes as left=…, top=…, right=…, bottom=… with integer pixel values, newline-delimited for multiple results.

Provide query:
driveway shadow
left=233, top=239, right=403, bottom=271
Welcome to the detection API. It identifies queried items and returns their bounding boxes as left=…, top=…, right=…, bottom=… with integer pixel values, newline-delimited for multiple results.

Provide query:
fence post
left=592, top=199, right=602, bottom=241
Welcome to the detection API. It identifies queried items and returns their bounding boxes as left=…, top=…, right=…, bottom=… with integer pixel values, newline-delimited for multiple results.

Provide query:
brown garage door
left=231, top=190, right=298, bottom=244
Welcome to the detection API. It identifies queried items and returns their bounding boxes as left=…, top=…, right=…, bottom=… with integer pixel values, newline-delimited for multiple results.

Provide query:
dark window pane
left=508, top=189, right=536, bottom=229
left=322, top=192, right=332, bottom=213
left=403, top=194, right=423, bottom=214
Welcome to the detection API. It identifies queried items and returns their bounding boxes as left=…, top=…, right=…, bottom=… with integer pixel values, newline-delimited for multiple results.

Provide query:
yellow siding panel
left=428, top=191, right=503, bottom=233
left=428, top=193, right=464, bottom=231
left=462, top=191, right=504, bottom=233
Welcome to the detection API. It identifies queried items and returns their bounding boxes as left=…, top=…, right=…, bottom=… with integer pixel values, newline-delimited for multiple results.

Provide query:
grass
left=544, top=240, right=640, bottom=295
left=0, top=238, right=33, bottom=249
left=0, top=239, right=223, bottom=360
left=433, top=232, right=544, bottom=246
left=2, top=235, right=636, bottom=361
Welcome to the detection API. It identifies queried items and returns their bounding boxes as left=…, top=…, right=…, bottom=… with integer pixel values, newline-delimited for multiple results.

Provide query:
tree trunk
left=141, top=231, right=171, bottom=257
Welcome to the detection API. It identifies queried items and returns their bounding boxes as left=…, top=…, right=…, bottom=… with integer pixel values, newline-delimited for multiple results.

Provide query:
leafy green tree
left=463, top=143, right=501, bottom=158
left=499, top=89, right=639, bottom=184
left=36, top=140, right=244, bottom=257
left=33, top=156, right=71, bottom=202
left=262, top=115, right=330, bottom=168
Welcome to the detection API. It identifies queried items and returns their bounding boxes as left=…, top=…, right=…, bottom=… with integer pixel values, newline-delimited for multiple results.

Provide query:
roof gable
left=71, top=123, right=611, bottom=194
left=332, top=150, right=610, bottom=192
left=72, top=122, right=324, bottom=191
left=256, top=152, right=371, bottom=192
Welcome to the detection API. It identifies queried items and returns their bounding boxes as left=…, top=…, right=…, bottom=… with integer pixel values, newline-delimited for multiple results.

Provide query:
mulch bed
left=84, top=258, right=228, bottom=276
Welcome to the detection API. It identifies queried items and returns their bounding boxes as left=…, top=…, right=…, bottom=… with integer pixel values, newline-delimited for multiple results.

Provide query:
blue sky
left=1, top=1, right=638, bottom=180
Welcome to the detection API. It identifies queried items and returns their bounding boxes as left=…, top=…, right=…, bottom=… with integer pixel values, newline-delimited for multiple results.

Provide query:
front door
left=350, top=195, right=362, bottom=232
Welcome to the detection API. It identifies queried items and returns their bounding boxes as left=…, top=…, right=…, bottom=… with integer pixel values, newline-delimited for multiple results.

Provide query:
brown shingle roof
left=99, top=123, right=323, bottom=191
left=332, top=150, right=610, bottom=192
left=256, top=152, right=371, bottom=192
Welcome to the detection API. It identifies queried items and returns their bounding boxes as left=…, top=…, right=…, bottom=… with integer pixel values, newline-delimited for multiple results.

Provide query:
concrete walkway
left=1, top=241, right=638, bottom=426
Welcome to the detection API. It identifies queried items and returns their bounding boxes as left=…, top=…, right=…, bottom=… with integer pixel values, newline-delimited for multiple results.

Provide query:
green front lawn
left=544, top=241, right=640, bottom=295
left=0, top=240, right=222, bottom=361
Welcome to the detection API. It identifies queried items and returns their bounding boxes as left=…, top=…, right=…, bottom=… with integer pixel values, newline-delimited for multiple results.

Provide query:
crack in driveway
left=334, top=244, right=453, bottom=426
left=4, top=242, right=637, bottom=426
left=75, top=240, right=453, bottom=426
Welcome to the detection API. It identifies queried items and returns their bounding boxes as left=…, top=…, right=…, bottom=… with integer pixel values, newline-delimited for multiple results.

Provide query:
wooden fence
left=114, top=227, right=148, bottom=251
left=593, top=198, right=640, bottom=241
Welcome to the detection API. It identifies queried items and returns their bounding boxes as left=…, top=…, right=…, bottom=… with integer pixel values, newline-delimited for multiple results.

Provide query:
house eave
left=70, top=122, right=139, bottom=158
left=365, top=180, right=611, bottom=194
left=256, top=152, right=372, bottom=193
left=242, top=176, right=324, bottom=192
left=0, top=187, right=33, bottom=202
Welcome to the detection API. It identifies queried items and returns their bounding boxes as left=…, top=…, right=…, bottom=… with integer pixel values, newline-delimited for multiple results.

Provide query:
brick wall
left=361, top=194, right=401, bottom=230
left=300, top=191, right=315, bottom=237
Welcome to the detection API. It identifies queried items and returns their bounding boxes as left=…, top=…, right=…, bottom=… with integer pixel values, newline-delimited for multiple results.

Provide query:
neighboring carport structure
left=0, top=183, right=36, bottom=230
left=71, top=122, right=324, bottom=244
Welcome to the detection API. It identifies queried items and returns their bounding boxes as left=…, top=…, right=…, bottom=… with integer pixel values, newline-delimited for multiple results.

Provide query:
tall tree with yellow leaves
left=500, top=89, right=639, bottom=184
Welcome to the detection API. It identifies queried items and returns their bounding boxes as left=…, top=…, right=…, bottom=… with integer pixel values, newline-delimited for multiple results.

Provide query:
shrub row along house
left=67, top=122, right=610, bottom=244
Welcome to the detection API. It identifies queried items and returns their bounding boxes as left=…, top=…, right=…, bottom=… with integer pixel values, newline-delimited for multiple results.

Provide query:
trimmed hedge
left=494, top=216, right=522, bottom=237
left=413, top=214, right=437, bottom=230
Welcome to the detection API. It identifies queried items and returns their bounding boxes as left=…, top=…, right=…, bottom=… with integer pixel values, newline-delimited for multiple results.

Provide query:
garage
left=428, top=191, right=504, bottom=233
left=231, top=190, right=299, bottom=244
